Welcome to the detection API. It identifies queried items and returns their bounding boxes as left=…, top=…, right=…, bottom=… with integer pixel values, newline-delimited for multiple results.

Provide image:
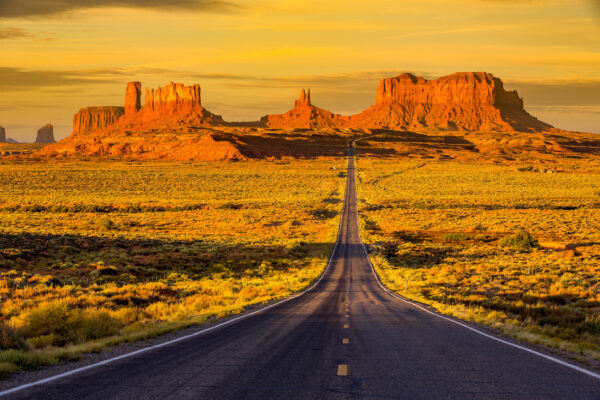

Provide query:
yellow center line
left=337, top=364, right=348, bottom=376
left=344, top=324, right=349, bottom=328
left=342, top=338, right=350, bottom=344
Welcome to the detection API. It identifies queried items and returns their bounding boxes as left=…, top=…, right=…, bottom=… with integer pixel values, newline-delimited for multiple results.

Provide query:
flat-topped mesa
left=351, top=72, right=552, bottom=132
left=0, top=126, right=5, bottom=143
left=36, top=124, right=55, bottom=143
left=375, top=72, right=521, bottom=108
left=73, top=106, right=125, bottom=135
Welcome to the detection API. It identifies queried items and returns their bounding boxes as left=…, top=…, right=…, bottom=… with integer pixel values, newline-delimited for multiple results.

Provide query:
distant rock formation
left=347, top=72, right=552, bottom=132
left=262, top=89, right=350, bottom=129
left=0, top=126, right=5, bottom=142
left=125, top=82, right=142, bottom=116
left=122, top=81, right=223, bottom=126
left=38, top=72, right=556, bottom=161
left=73, top=106, right=124, bottom=135
left=259, top=73, right=550, bottom=132
left=36, top=124, right=55, bottom=143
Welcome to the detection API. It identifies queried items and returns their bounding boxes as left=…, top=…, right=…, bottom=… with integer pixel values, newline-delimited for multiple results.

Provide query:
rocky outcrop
left=73, top=106, right=124, bottom=135
left=125, top=82, right=142, bottom=116
left=36, top=124, right=55, bottom=143
left=262, top=89, right=350, bottom=129
left=259, top=73, right=550, bottom=132
left=0, top=126, right=5, bottom=143
left=348, top=72, right=552, bottom=132
left=121, top=81, right=223, bottom=126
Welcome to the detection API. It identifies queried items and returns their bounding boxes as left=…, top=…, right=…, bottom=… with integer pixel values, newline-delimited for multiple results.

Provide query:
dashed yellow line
left=344, top=324, right=349, bottom=329
left=337, top=364, right=348, bottom=376
left=342, top=338, right=350, bottom=344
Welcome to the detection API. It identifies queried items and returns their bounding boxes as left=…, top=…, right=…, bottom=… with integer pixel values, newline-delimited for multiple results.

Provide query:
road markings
left=357, top=204, right=600, bottom=382
left=0, top=161, right=356, bottom=398
left=342, top=338, right=350, bottom=344
left=346, top=143, right=600, bottom=382
left=344, top=324, right=349, bottom=329
left=337, top=364, right=348, bottom=376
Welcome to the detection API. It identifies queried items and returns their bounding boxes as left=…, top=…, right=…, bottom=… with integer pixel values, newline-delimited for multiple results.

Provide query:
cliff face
left=36, top=124, right=55, bottom=143
left=349, top=72, right=552, bottom=132
left=122, top=81, right=223, bottom=126
left=125, top=82, right=142, bottom=116
left=0, top=126, right=5, bottom=143
left=263, top=89, right=350, bottom=129
left=73, top=106, right=124, bottom=135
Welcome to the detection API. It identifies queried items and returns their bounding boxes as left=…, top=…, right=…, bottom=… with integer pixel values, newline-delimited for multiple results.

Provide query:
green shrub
left=101, top=217, right=117, bottom=230
left=499, top=230, right=538, bottom=250
left=0, top=349, right=56, bottom=371
left=576, top=318, right=600, bottom=335
left=0, top=362, right=18, bottom=379
left=441, top=233, right=469, bottom=242
left=0, top=323, right=29, bottom=351
left=517, top=166, right=534, bottom=172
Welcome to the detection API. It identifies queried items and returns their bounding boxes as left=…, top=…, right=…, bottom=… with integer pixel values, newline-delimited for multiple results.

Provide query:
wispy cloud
left=0, top=26, right=32, bottom=39
left=0, top=0, right=239, bottom=18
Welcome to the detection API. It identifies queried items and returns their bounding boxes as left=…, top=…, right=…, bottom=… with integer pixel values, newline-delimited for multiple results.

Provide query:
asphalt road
left=3, top=144, right=600, bottom=399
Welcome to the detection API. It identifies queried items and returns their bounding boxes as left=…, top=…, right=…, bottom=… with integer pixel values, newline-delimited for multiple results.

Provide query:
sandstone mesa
left=37, top=72, right=598, bottom=162
left=62, top=71, right=554, bottom=137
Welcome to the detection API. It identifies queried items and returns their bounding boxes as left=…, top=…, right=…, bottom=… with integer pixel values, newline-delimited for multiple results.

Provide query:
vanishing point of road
left=2, top=143, right=599, bottom=399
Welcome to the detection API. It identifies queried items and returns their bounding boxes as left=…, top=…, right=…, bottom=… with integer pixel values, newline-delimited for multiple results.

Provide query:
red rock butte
left=347, top=72, right=551, bottom=132
left=65, top=72, right=553, bottom=137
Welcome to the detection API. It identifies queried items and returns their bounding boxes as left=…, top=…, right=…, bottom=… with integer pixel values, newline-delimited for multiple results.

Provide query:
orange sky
left=1, top=0, right=599, bottom=141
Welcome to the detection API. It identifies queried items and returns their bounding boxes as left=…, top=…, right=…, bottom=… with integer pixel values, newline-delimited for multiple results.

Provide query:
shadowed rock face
left=36, top=124, right=55, bottom=143
left=73, top=106, right=125, bottom=135
left=0, top=126, right=5, bottom=143
left=125, top=82, right=142, bottom=116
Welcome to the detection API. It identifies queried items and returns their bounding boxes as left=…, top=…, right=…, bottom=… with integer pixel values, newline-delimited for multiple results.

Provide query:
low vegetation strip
left=0, top=159, right=346, bottom=378
left=356, top=155, right=600, bottom=364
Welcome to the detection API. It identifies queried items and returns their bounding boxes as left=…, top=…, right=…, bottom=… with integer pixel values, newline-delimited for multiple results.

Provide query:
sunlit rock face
left=262, top=89, right=350, bottom=129
left=122, top=81, right=223, bottom=126
left=348, top=72, right=552, bottom=132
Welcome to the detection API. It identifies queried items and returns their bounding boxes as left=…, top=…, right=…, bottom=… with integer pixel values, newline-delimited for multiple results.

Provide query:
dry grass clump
left=499, top=230, right=538, bottom=250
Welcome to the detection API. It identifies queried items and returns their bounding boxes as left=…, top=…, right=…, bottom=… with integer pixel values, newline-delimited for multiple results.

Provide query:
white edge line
left=351, top=145, right=600, bottom=381
left=0, top=153, right=352, bottom=397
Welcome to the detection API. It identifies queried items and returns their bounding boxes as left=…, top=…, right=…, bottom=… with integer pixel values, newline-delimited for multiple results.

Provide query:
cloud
left=504, top=79, right=600, bottom=106
left=0, top=0, right=239, bottom=18
left=0, top=26, right=32, bottom=39
left=0, top=66, right=182, bottom=90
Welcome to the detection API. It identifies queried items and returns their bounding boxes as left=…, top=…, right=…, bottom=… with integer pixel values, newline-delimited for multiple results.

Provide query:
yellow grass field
left=355, top=151, right=600, bottom=362
left=0, top=158, right=345, bottom=376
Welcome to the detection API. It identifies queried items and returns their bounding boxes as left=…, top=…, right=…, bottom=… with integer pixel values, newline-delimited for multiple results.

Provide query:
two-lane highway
left=3, top=143, right=599, bottom=399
